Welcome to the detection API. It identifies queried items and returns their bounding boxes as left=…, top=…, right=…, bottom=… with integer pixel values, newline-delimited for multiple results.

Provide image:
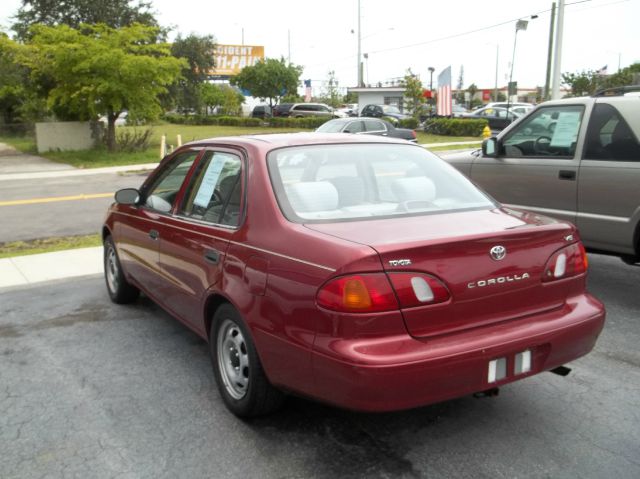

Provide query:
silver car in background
left=444, top=87, right=640, bottom=264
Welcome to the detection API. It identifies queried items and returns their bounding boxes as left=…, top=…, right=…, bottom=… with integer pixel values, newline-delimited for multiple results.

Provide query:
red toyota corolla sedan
left=102, top=133, right=605, bottom=417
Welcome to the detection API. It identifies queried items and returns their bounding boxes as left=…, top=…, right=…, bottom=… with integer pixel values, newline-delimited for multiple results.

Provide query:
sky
left=1, top=0, right=638, bottom=95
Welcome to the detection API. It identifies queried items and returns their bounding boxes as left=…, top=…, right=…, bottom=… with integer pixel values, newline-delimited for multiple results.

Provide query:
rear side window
left=268, top=144, right=494, bottom=222
left=584, top=103, right=640, bottom=161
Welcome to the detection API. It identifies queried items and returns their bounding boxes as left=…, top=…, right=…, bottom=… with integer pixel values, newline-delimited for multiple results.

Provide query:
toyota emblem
left=490, top=245, right=506, bottom=261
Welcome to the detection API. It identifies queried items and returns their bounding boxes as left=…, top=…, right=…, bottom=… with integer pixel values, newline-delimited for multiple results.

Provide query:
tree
left=467, top=83, right=478, bottom=109
left=17, top=23, right=184, bottom=150
left=170, top=33, right=216, bottom=114
left=401, top=69, right=424, bottom=119
left=199, top=83, right=225, bottom=116
left=455, top=65, right=465, bottom=104
left=230, top=58, right=302, bottom=107
left=12, top=0, right=159, bottom=39
left=561, top=70, right=599, bottom=97
left=318, top=71, right=342, bottom=108
left=562, top=63, right=640, bottom=97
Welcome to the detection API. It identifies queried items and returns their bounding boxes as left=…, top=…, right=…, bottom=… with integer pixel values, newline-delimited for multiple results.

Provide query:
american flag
left=437, top=66, right=452, bottom=116
left=304, top=79, right=312, bottom=102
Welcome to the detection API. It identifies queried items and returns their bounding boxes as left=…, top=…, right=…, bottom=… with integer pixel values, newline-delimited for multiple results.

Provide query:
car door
left=158, top=149, right=244, bottom=333
left=116, top=148, right=201, bottom=295
left=470, top=103, right=587, bottom=225
left=578, top=100, right=640, bottom=254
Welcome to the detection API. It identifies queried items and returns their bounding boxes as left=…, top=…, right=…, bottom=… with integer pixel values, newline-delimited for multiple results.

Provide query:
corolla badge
left=490, top=245, right=506, bottom=261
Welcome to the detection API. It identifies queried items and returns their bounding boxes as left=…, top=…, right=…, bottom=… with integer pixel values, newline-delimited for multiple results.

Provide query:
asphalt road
left=1, top=253, right=638, bottom=479
left=0, top=170, right=150, bottom=243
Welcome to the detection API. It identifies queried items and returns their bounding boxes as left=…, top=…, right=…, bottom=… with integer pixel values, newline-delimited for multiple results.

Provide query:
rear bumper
left=310, top=293, right=605, bottom=412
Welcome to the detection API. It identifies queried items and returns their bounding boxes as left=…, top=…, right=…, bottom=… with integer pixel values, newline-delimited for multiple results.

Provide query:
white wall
left=356, top=92, right=404, bottom=114
left=35, top=122, right=100, bottom=153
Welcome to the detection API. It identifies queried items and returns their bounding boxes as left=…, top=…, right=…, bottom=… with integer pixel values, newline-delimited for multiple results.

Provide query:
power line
left=304, top=0, right=624, bottom=70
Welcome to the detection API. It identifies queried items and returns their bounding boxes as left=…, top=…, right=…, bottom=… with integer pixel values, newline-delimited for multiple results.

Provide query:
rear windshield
left=267, top=143, right=495, bottom=223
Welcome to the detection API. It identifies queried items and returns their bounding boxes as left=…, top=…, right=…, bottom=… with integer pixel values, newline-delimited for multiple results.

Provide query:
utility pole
left=544, top=2, right=556, bottom=101
left=494, top=44, right=499, bottom=102
left=551, top=0, right=565, bottom=99
left=357, top=0, right=362, bottom=87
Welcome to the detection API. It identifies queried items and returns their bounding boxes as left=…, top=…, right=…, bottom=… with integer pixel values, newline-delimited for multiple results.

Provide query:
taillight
left=388, top=273, right=450, bottom=307
left=316, top=272, right=450, bottom=313
left=317, top=274, right=398, bottom=313
left=411, top=130, right=417, bottom=139
left=542, top=242, right=588, bottom=282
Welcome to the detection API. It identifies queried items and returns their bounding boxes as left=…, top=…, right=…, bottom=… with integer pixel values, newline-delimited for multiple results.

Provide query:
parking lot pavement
left=1, top=254, right=639, bottom=479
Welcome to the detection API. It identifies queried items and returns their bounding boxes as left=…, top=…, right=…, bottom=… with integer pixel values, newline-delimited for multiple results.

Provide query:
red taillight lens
left=388, top=273, right=450, bottom=308
left=542, top=242, right=588, bottom=282
left=317, top=274, right=398, bottom=313
left=317, top=272, right=450, bottom=313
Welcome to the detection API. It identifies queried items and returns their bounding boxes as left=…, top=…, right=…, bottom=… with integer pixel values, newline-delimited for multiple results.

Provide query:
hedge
left=161, top=114, right=329, bottom=129
left=423, top=118, right=488, bottom=136
left=397, top=118, right=419, bottom=129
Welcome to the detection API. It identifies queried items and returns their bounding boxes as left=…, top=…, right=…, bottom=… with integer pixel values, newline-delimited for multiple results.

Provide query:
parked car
left=451, top=103, right=469, bottom=117
left=288, top=103, right=346, bottom=118
left=483, top=102, right=535, bottom=115
left=462, top=106, right=522, bottom=131
left=251, top=105, right=272, bottom=119
left=103, top=133, right=605, bottom=417
left=360, top=104, right=411, bottom=124
left=98, top=111, right=128, bottom=127
left=444, top=86, right=640, bottom=264
left=272, top=103, right=294, bottom=117
left=336, top=103, right=359, bottom=117
left=316, top=118, right=417, bottom=142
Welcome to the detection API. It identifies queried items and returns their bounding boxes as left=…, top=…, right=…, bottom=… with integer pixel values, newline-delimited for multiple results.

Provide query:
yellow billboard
left=210, top=44, right=265, bottom=76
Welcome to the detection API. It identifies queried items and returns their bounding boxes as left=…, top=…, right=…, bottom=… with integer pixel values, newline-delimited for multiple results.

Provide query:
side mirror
left=114, top=188, right=140, bottom=205
left=482, top=137, right=499, bottom=158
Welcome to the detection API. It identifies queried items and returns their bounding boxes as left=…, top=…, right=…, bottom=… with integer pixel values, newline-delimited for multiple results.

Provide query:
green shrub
left=161, top=113, right=326, bottom=129
left=397, top=118, right=419, bottom=129
left=423, top=118, right=487, bottom=136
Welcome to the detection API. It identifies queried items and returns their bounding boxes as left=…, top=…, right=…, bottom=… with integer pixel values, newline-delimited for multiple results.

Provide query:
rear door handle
left=558, top=170, right=576, bottom=181
left=204, top=249, right=220, bottom=264
left=149, top=229, right=159, bottom=240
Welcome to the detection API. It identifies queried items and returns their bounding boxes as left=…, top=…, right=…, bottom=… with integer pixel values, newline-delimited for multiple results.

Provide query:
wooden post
left=160, top=135, right=166, bottom=158
left=177, top=134, right=182, bottom=147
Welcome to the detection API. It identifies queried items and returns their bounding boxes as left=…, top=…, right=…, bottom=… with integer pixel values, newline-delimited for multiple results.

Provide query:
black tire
left=210, top=304, right=284, bottom=417
left=103, top=235, right=139, bottom=304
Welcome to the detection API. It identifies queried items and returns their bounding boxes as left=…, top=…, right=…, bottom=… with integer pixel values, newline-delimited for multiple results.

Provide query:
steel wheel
left=209, top=304, right=284, bottom=417
left=217, top=319, right=250, bottom=400
left=105, top=245, right=119, bottom=294
left=103, top=235, right=139, bottom=304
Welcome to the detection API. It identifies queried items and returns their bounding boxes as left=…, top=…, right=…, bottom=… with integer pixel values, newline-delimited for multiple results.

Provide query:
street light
left=507, top=15, right=536, bottom=113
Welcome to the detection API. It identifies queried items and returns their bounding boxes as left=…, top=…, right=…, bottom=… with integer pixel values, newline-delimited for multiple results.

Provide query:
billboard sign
left=210, top=44, right=265, bottom=76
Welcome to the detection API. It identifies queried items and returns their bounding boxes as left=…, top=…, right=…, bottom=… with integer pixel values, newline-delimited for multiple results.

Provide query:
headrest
left=391, top=177, right=437, bottom=202
left=285, top=181, right=339, bottom=213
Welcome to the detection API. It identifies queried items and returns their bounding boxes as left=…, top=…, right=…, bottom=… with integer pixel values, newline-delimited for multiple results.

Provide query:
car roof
left=183, top=132, right=408, bottom=150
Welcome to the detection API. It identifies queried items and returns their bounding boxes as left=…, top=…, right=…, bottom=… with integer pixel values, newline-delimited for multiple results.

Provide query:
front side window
left=584, top=103, right=640, bottom=161
left=144, top=150, right=199, bottom=213
left=502, top=105, right=585, bottom=158
left=180, top=151, right=243, bottom=227
left=268, top=144, right=494, bottom=222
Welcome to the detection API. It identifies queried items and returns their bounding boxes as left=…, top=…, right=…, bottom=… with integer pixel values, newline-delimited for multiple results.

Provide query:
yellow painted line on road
left=0, top=192, right=114, bottom=207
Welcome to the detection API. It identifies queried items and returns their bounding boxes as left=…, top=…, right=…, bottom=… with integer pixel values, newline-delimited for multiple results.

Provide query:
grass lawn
left=1, top=124, right=482, bottom=169
left=0, top=234, right=102, bottom=259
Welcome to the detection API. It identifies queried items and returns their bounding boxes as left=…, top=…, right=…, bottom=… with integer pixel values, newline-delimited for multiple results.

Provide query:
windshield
left=267, top=144, right=495, bottom=222
left=316, top=121, right=345, bottom=133
left=382, top=105, right=401, bottom=114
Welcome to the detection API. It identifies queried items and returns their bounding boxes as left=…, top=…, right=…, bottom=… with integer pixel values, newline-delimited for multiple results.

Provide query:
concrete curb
left=0, top=247, right=103, bottom=289
left=0, top=163, right=159, bottom=182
